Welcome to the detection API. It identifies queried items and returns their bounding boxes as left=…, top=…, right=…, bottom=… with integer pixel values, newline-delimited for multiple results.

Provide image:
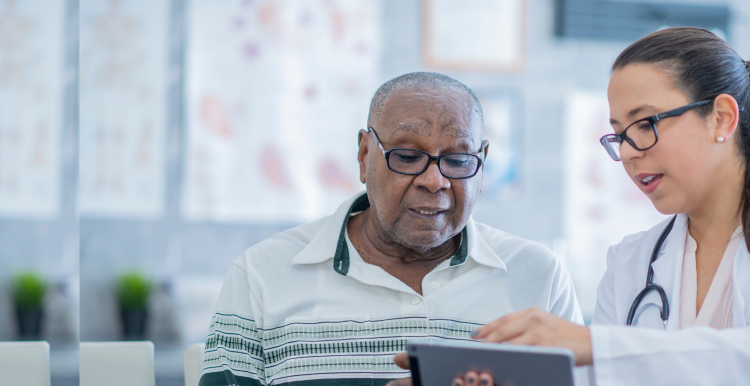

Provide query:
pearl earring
left=717, top=137, right=725, bottom=143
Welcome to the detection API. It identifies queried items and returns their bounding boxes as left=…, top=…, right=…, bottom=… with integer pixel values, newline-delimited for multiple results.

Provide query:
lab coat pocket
left=264, top=315, right=374, bottom=384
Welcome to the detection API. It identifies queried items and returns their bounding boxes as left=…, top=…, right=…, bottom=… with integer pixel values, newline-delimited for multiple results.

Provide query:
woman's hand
left=472, top=307, right=593, bottom=366
left=387, top=308, right=591, bottom=386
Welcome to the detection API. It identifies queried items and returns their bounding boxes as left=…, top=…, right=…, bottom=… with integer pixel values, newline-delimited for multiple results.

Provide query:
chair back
left=0, top=341, right=51, bottom=386
left=80, top=341, right=155, bottom=386
left=184, top=343, right=205, bottom=386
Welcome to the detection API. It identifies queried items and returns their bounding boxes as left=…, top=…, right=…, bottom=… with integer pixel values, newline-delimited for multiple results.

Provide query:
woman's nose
left=618, top=139, right=643, bottom=162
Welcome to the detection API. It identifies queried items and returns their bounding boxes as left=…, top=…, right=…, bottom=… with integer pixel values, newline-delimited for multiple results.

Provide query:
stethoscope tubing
left=626, top=215, right=678, bottom=326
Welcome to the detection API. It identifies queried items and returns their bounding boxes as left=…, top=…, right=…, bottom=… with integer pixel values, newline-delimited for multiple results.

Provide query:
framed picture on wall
left=422, top=0, right=525, bottom=72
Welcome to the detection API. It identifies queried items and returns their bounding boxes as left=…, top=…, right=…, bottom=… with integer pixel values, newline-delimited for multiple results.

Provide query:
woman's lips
left=635, top=173, right=663, bottom=194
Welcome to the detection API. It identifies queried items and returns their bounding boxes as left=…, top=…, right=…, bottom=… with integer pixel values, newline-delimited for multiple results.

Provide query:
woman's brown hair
left=612, top=27, right=750, bottom=250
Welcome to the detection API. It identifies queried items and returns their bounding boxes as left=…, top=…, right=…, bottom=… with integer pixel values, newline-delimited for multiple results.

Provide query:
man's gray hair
left=366, top=72, right=484, bottom=129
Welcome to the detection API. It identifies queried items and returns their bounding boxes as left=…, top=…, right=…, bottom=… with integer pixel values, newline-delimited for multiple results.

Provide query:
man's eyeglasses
left=367, top=127, right=488, bottom=179
left=600, top=99, right=718, bottom=161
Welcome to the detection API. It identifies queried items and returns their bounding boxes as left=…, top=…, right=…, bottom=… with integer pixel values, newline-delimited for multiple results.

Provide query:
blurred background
left=1, top=0, right=749, bottom=385
left=0, top=0, right=79, bottom=385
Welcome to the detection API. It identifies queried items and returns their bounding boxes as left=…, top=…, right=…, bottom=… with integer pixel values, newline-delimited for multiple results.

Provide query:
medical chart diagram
left=79, top=0, right=168, bottom=218
left=564, top=91, right=668, bottom=318
left=183, top=0, right=381, bottom=222
left=0, top=0, right=64, bottom=219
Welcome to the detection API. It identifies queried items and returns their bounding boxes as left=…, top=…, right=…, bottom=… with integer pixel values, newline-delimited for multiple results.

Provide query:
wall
left=0, top=0, right=79, bottom=345
left=78, top=0, right=750, bottom=344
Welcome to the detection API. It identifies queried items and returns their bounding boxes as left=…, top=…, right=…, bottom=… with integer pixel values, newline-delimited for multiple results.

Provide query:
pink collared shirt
left=679, top=226, right=742, bottom=330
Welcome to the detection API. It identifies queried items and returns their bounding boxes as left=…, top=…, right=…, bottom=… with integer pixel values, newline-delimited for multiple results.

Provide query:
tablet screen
left=407, top=340, right=575, bottom=386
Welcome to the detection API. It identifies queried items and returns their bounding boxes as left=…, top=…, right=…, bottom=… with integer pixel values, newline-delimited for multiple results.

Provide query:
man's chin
left=393, top=230, right=456, bottom=254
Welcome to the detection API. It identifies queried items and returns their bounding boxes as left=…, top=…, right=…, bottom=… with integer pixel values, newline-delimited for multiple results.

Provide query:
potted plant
left=11, top=271, right=48, bottom=340
left=116, top=271, right=152, bottom=340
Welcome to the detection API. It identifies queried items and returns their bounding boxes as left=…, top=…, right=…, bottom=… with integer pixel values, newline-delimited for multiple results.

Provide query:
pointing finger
left=393, top=352, right=410, bottom=369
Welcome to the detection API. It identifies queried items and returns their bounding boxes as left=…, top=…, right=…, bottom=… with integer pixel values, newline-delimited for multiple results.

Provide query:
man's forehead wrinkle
left=393, top=122, right=430, bottom=134
left=446, top=127, right=474, bottom=139
left=435, top=105, right=479, bottom=142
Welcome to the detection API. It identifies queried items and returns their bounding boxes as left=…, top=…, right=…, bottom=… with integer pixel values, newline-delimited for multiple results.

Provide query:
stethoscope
left=626, top=215, right=678, bottom=327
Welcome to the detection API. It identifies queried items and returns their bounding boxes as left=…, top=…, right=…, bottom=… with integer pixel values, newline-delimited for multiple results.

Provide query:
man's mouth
left=410, top=208, right=448, bottom=216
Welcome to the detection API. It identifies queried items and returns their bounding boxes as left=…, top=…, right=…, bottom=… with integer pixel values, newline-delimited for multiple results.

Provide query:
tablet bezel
left=407, top=340, right=575, bottom=386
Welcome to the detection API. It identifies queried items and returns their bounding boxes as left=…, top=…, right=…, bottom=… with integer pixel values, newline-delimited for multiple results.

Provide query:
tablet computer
left=407, top=340, right=575, bottom=386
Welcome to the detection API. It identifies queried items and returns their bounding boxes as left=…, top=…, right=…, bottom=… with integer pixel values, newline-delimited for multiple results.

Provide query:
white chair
left=184, top=343, right=205, bottom=386
left=0, top=341, right=51, bottom=386
left=80, top=341, right=155, bottom=386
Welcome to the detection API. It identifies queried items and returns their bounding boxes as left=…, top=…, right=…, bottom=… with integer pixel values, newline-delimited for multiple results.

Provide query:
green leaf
left=116, top=271, right=153, bottom=311
left=11, top=272, right=48, bottom=311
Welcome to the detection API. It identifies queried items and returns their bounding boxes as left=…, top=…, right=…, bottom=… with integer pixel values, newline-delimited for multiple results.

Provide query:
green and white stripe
left=202, top=314, right=480, bottom=385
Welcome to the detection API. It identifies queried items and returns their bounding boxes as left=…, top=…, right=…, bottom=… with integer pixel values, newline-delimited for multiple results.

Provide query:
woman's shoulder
left=609, top=215, right=678, bottom=261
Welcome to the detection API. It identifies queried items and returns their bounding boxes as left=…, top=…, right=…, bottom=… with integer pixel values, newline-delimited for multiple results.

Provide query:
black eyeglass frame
left=600, top=99, right=718, bottom=161
left=367, top=127, right=489, bottom=179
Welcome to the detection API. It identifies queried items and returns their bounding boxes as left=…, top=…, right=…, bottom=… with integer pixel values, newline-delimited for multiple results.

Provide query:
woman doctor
left=455, top=27, right=750, bottom=385
left=390, top=27, right=750, bottom=385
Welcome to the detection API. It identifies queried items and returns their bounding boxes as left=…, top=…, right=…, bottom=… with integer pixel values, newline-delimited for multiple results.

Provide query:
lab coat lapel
left=649, top=214, right=688, bottom=330
left=733, top=237, right=750, bottom=327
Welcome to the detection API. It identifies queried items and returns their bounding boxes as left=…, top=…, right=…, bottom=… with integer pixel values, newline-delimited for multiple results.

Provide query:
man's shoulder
left=473, top=221, right=560, bottom=267
left=233, top=215, right=331, bottom=271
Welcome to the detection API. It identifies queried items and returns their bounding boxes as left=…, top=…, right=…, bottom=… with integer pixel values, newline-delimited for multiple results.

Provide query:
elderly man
left=199, top=72, right=582, bottom=386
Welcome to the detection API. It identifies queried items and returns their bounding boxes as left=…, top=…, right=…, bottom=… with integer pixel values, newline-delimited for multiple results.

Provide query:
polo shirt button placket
left=409, top=295, right=429, bottom=337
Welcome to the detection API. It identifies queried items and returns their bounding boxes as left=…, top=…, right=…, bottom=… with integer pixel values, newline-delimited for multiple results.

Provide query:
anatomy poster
left=564, top=91, right=667, bottom=318
left=78, top=0, right=168, bottom=218
left=183, top=0, right=381, bottom=222
left=0, top=0, right=64, bottom=219
left=478, top=93, right=521, bottom=199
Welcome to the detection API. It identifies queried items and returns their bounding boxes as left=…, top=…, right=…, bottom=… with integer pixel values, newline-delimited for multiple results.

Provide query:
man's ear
left=479, top=140, right=489, bottom=194
left=481, top=140, right=490, bottom=169
left=357, top=130, right=369, bottom=184
left=712, top=93, right=741, bottom=142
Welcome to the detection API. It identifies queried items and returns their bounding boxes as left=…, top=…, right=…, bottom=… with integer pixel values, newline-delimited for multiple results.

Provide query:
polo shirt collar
left=465, top=217, right=507, bottom=271
left=291, top=192, right=366, bottom=267
left=291, top=192, right=507, bottom=273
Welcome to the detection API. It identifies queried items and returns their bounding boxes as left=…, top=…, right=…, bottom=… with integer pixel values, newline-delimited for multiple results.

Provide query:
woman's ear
left=712, top=93, right=741, bottom=142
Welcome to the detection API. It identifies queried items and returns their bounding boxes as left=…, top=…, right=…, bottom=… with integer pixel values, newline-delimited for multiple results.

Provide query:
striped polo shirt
left=199, top=193, right=582, bottom=386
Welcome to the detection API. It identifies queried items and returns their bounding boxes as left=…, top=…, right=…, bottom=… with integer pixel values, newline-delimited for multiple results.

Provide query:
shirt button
left=431, top=282, right=440, bottom=290
left=411, top=297, right=421, bottom=305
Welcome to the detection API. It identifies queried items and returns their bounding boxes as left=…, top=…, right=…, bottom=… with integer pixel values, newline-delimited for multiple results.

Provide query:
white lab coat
left=587, top=213, right=750, bottom=385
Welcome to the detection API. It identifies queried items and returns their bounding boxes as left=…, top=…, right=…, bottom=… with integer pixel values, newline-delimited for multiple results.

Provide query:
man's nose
left=413, top=161, right=451, bottom=193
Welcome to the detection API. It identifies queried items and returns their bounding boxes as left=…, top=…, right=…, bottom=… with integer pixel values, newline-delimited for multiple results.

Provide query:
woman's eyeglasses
left=368, top=127, right=488, bottom=179
left=600, top=99, right=715, bottom=161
